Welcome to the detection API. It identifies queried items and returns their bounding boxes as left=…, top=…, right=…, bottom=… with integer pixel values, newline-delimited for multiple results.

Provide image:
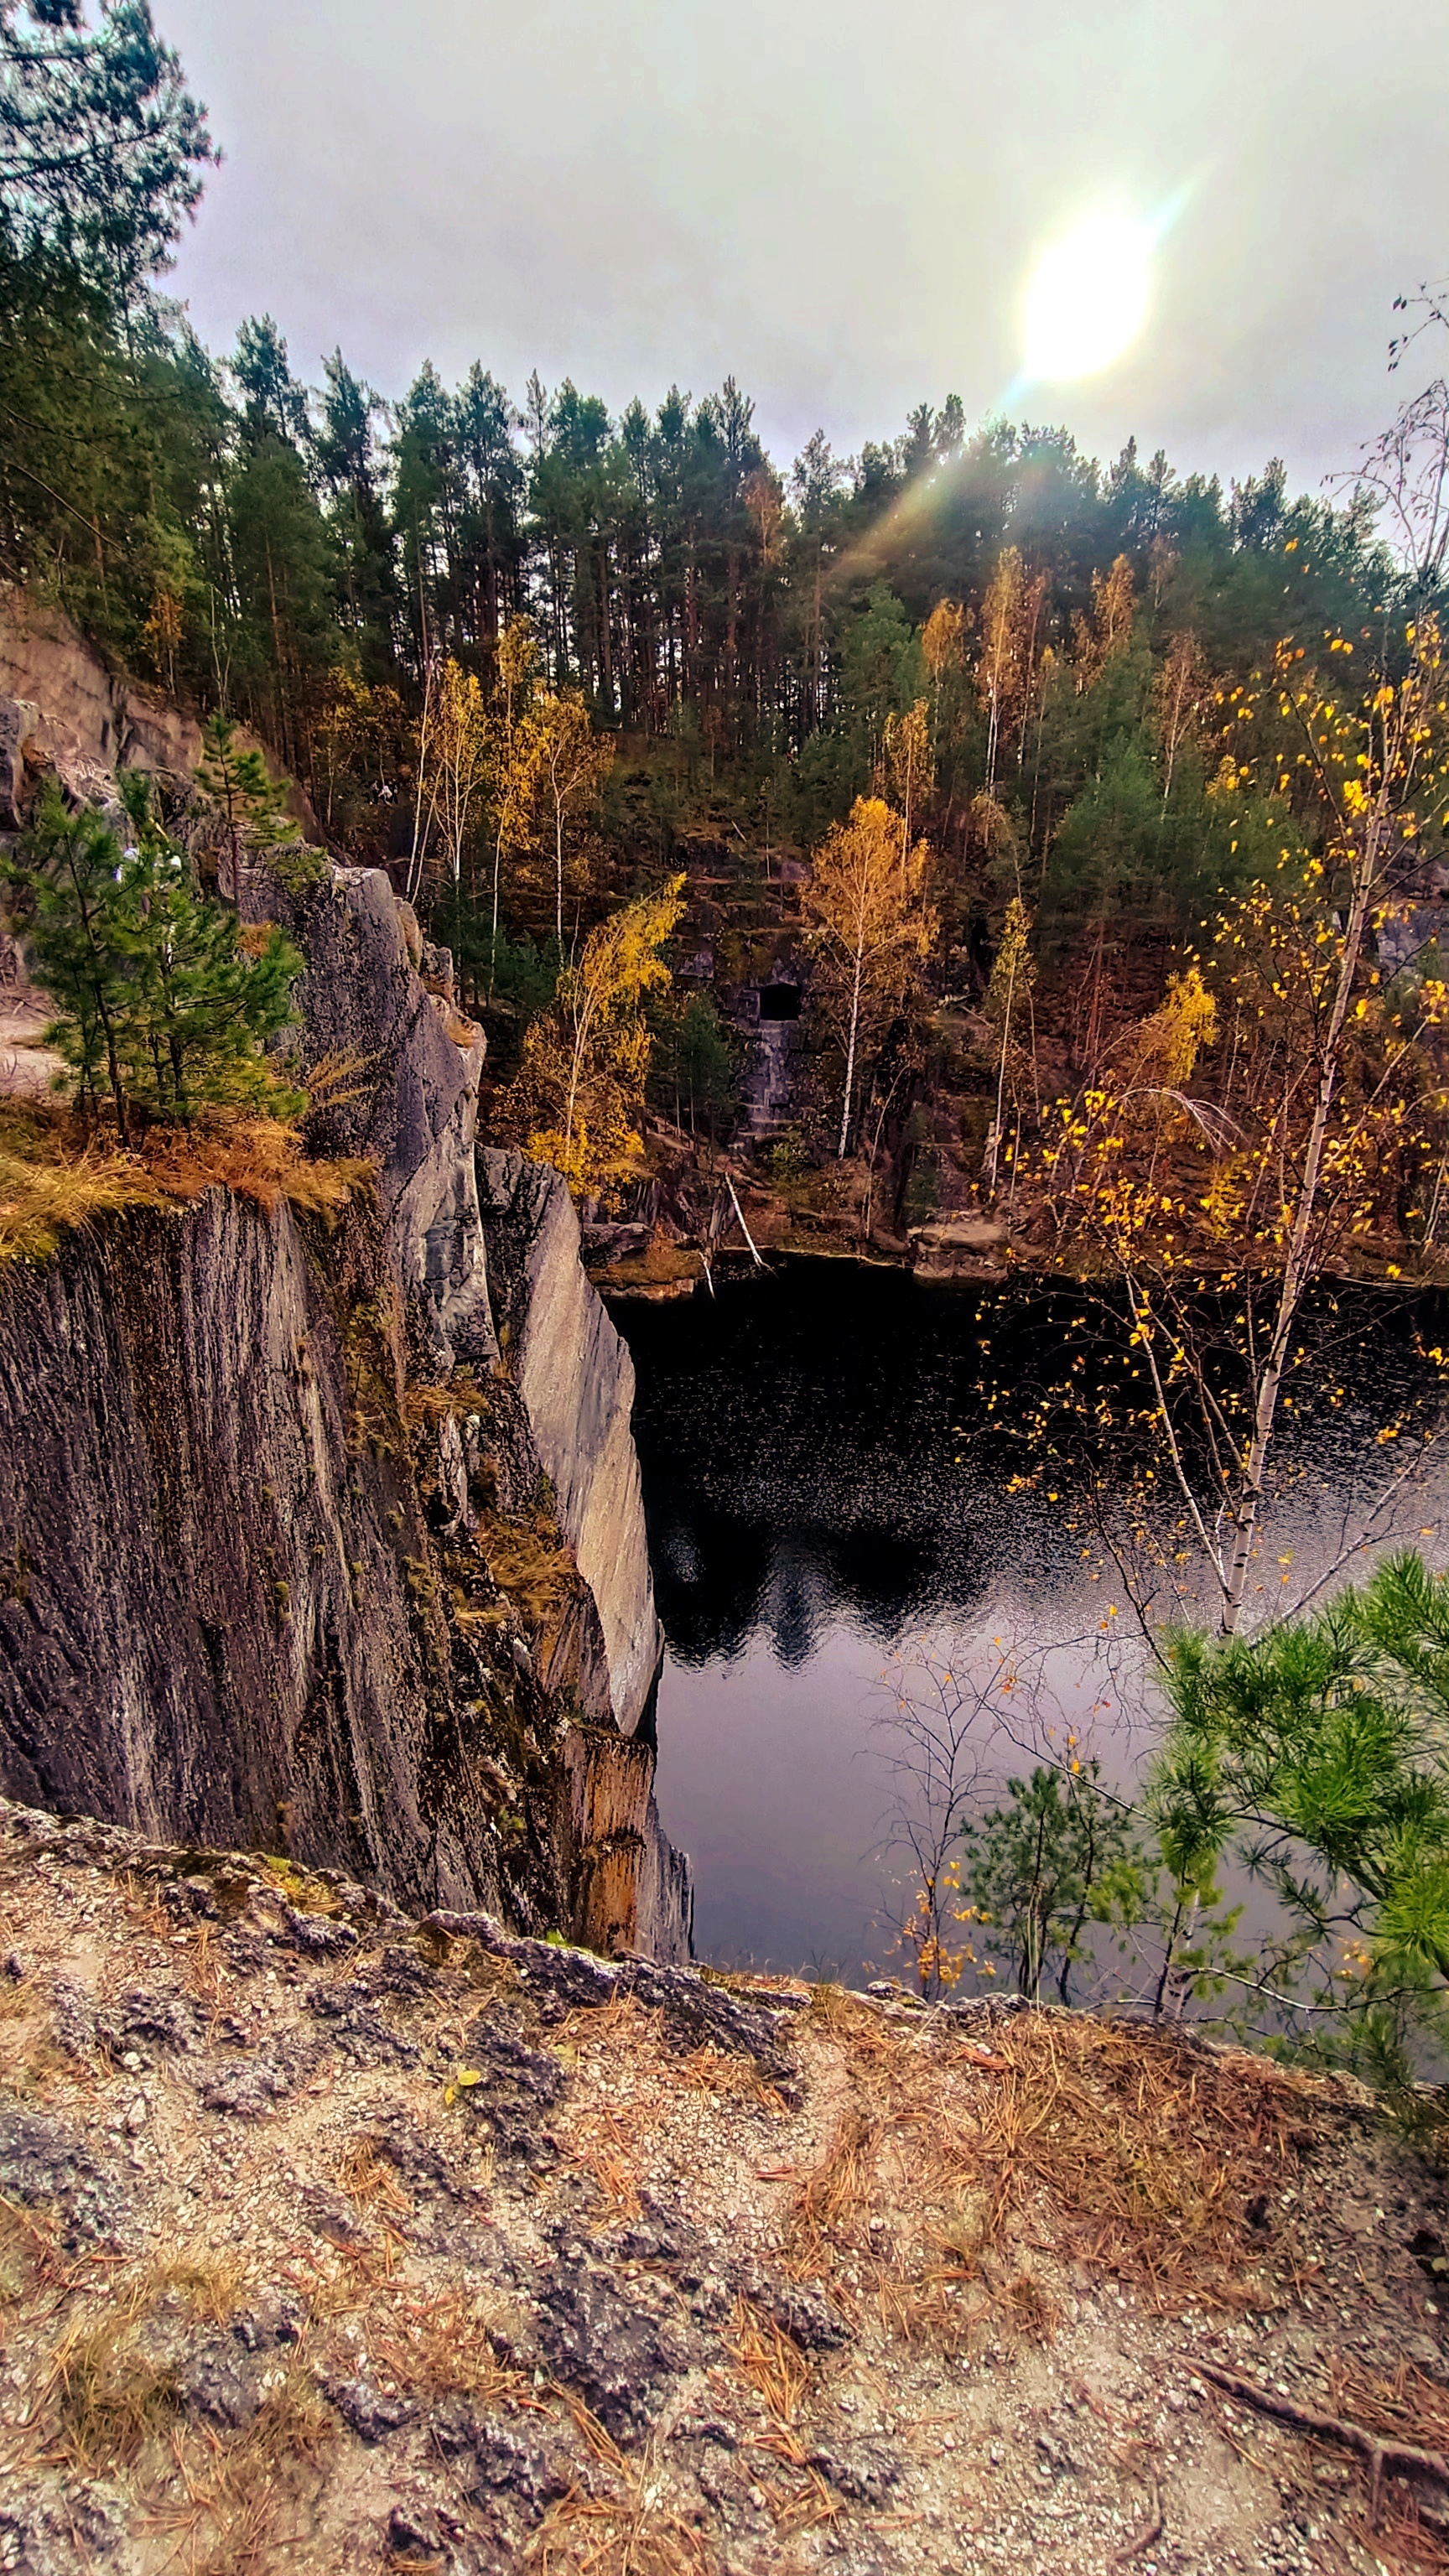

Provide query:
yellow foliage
left=922, top=598, right=965, bottom=683
left=803, top=797, right=937, bottom=1155
left=1130, top=964, right=1217, bottom=1088
left=524, top=688, right=615, bottom=946
left=0, top=1109, right=163, bottom=1265
left=1072, top=553, right=1136, bottom=684
left=0, top=1100, right=370, bottom=1267
left=984, top=896, right=1036, bottom=1028
left=883, top=697, right=932, bottom=843
left=512, top=877, right=686, bottom=1202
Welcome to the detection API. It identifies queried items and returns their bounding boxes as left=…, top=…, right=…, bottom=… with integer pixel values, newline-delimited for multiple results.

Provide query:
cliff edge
left=0, top=607, right=683, bottom=1960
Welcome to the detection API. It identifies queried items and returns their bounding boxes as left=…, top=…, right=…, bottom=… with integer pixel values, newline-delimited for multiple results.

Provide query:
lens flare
left=1022, top=212, right=1154, bottom=384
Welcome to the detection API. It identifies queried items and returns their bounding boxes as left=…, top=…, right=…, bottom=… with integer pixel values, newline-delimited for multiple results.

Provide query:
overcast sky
left=161, top=0, right=1447, bottom=500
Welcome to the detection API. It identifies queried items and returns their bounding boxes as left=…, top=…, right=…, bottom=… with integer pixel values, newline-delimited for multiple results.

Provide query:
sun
left=1022, top=213, right=1154, bottom=384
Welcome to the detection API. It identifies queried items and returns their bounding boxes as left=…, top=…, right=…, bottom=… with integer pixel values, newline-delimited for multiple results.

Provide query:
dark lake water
left=617, top=1259, right=1449, bottom=1987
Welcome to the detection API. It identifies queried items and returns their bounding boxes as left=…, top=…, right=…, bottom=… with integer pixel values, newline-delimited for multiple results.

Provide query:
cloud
left=161, top=0, right=1449, bottom=488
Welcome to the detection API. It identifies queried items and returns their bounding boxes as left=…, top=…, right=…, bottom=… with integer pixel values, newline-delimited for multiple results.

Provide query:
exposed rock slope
left=239, top=858, right=496, bottom=1379
left=0, top=1187, right=465, bottom=1891
left=1, top=1797, right=1446, bottom=2576
left=1, top=710, right=682, bottom=1952
left=0, top=592, right=313, bottom=828
left=480, top=1149, right=664, bottom=1731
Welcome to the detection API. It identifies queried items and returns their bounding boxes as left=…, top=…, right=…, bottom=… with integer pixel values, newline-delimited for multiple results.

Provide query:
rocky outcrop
left=0, top=843, right=687, bottom=1956
left=0, top=588, right=314, bottom=828
left=478, top=1149, right=664, bottom=1732
left=560, top=1726, right=693, bottom=1961
left=240, top=860, right=496, bottom=1375
left=908, top=1211, right=1013, bottom=1279
left=0, top=1794, right=1432, bottom=2576
left=0, top=1186, right=506, bottom=1907
left=0, top=614, right=687, bottom=1958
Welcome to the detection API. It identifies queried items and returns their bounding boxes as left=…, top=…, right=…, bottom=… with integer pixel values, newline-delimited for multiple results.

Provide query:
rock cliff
left=0, top=590, right=314, bottom=829
left=0, top=1186, right=487, bottom=1902
left=479, top=1149, right=663, bottom=1732
left=238, top=859, right=496, bottom=1379
left=0, top=639, right=686, bottom=1958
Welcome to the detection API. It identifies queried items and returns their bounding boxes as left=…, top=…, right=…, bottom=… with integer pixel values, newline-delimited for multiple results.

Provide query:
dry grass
left=257, top=1853, right=346, bottom=1917
left=120, top=1868, right=173, bottom=1938
left=785, top=2006, right=1309, bottom=2351
left=402, top=1375, right=484, bottom=1431
left=1322, top=2358, right=1449, bottom=2569
left=336, top=2133, right=412, bottom=2220
left=673, top=2044, right=788, bottom=2112
left=570, top=2112, right=645, bottom=2228
left=0, top=2191, right=68, bottom=2313
left=40, top=2309, right=180, bottom=2470
left=936, top=2014, right=1306, bottom=2296
left=138, top=1115, right=371, bottom=1219
left=152, top=2251, right=244, bottom=2326
left=724, top=2299, right=846, bottom=2533
left=805, top=1979, right=880, bottom=2037
left=533, top=2403, right=711, bottom=2576
left=1329, top=2356, right=1449, bottom=2456
left=728, top=2297, right=811, bottom=2442
left=368, top=2284, right=523, bottom=2408
left=0, top=1965, right=38, bottom=2022
left=475, top=1506, right=580, bottom=1630
left=145, top=2372, right=336, bottom=2576
left=0, top=1103, right=162, bottom=1263
left=0, top=1098, right=371, bottom=1266
left=791, top=2106, right=879, bottom=2260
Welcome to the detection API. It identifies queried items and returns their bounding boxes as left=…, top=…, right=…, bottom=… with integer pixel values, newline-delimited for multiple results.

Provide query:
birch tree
left=802, top=795, right=937, bottom=1160
left=884, top=697, right=932, bottom=869
left=429, top=658, right=490, bottom=889
left=515, top=875, right=685, bottom=1198
left=982, top=895, right=1036, bottom=1202
left=486, top=614, right=543, bottom=984
left=528, top=688, right=614, bottom=950
left=1028, top=612, right=1449, bottom=1638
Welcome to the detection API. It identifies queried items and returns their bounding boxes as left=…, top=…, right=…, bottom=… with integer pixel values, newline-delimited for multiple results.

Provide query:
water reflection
left=618, top=1259, right=1447, bottom=1983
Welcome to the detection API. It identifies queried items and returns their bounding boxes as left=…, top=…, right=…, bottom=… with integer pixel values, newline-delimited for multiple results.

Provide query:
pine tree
left=0, top=0, right=216, bottom=303
left=195, top=713, right=292, bottom=891
left=3, top=777, right=303, bottom=1135
left=2, top=785, right=137, bottom=1137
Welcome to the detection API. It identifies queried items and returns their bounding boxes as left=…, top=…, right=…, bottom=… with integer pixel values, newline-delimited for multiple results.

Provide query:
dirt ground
left=3, top=1794, right=1448, bottom=2576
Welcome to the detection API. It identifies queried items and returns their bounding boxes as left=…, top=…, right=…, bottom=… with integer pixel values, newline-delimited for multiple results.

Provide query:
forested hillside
left=3, top=0, right=1446, bottom=1251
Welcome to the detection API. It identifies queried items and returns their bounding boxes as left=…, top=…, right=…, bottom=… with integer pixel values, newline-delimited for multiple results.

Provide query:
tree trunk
left=984, top=958, right=1015, bottom=1202
left=838, top=945, right=864, bottom=1160
left=1218, top=838, right=1379, bottom=1633
left=555, top=797, right=565, bottom=952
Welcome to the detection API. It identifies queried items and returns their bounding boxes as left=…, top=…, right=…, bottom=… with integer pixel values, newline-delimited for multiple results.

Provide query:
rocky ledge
left=2, top=1796, right=1446, bottom=2576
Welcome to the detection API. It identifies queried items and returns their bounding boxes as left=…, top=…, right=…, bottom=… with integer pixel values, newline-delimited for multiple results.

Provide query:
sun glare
left=1022, top=213, right=1154, bottom=384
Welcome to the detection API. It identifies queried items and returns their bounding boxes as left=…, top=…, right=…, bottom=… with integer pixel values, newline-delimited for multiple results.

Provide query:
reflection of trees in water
left=625, top=1260, right=1445, bottom=1674
left=651, top=1498, right=989, bottom=1667
left=628, top=1261, right=1005, bottom=1667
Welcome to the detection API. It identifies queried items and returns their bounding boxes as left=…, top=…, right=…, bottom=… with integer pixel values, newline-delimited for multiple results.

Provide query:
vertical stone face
left=560, top=1727, right=693, bottom=1965
left=239, top=863, right=496, bottom=1376
left=0, top=797, right=688, bottom=1957
left=0, top=1191, right=498, bottom=1907
left=477, top=1150, right=665, bottom=1733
